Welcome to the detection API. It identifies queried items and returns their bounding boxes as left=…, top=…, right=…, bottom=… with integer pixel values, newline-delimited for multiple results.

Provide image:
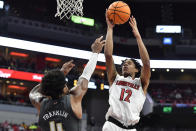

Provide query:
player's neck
left=123, top=73, right=135, bottom=79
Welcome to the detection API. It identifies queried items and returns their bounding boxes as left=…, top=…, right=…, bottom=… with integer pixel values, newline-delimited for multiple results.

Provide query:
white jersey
left=105, top=74, right=146, bottom=126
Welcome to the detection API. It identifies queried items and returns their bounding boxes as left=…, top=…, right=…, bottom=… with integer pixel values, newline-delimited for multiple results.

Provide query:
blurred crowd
left=0, top=94, right=31, bottom=107
left=0, top=55, right=60, bottom=74
left=149, top=83, right=196, bottom=107
left=0, top=121, right=40, bottom=131
left=0, top=54, right=84, bottom=76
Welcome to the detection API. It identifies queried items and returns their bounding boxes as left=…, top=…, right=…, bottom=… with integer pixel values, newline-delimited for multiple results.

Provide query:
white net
left=55, top=0, right=84, bottom=20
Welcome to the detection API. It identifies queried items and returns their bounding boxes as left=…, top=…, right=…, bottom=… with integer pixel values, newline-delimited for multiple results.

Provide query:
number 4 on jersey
left=120, top=88, right=132, bottom=103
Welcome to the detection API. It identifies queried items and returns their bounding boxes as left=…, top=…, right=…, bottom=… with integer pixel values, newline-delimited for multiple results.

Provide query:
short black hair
left=41, top=69, right=66, bottom=99
left=121, top=58, right=142, bottom=78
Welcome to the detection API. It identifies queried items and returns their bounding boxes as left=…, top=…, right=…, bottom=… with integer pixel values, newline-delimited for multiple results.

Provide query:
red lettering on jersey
left=116, top=80, right=139, bottom=90
left=119, top=88, right=132, bottom=103
left=124, top=89, right=132, bottom=103
left=120, top=88, right=125, bottom=101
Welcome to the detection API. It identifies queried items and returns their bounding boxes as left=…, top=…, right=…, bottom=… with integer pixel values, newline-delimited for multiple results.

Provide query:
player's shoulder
left=133, top=77, right=142, bottom=86
left=116, top=74, right=124, bottom=79
left=134, top=77, right=140, bottom=81
left=133, top=77, right=140, bottom=81
left=40, top=97, right=49, bottom=104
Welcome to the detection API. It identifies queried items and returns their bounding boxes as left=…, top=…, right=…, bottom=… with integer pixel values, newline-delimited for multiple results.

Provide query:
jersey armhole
left=109, top=74, right=120, bottom=91
left=64, top=95, right=72, bottom=114
left=39, top=97, right=46, bottom=103
left=138, top=77, right=146, bottom=97
left=39, top=97, right=48, bottom=113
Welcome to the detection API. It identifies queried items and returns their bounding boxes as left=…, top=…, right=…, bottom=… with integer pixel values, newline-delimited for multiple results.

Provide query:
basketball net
left=55, top=0, right=84, bottom=20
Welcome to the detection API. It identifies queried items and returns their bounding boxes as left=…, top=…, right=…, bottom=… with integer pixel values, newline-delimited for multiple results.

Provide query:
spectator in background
left=184, top=87, right=192, bottom=96
left=175, top=92, right=182, bottom=99
left=2, top=121, right=9, bottom=130
left=18, top=124, right=25, bottom=131
left=21, top=122, right=27, bottom=130
left=7, top=123, right=13, bottom=131
left=12, top=124, right=19, bottom=131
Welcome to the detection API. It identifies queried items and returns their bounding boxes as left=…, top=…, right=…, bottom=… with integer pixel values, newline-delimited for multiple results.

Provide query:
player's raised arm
left=129, top=16, right=151, bottom=94
left=69, top=36, right=105, bottom=118
left=105, top=10, right=118, bottom=86
left=70, top=36, right=105, bottom=97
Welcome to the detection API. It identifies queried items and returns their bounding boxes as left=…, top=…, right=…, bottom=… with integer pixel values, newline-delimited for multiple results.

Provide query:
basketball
left=107, top=1, right=131, bottom=25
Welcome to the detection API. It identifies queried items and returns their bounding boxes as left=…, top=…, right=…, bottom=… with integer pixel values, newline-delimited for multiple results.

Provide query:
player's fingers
left=106, top=10, right=112, bottom=24
left=71, top=63, right=75, bottom=67
left=129, top=16, right=133, bottom=21
left=100, top=40, right=106, bottom=45
left=97, top=36, right=103, bottom=42
left=70, top=65, right=75, bottom=69
left=95, top=38, right=99, bottom=43
left=131, top=19, right=135, bottom=26
left=105, top=9, right=109, bottom=20
left=66, top=60, right=74, bottom=65
left=129, top=21, right=133, bottom=27
left=132, top=17, right=136, bottom=24
left=68, top=60, right=74, bottom=63
left=131, top=16, right=135, bottom=21
left=129, top=17, right=133, bottom=23
left=133, top=18, right=137, bottom=24
left=110, top=20, right=114, bottom=25
left=131, top=16, right=134, bottom=22
left=68, top=63, right=74, bottom=67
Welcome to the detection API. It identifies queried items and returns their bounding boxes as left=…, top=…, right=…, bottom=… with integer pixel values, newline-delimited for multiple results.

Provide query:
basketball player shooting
left=29, top=36, right=105, bottom=131
left=102, top=11, right=151, bottom=131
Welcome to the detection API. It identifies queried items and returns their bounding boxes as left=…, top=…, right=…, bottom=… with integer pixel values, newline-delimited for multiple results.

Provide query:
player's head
left=121, top=58, right=141, bottom=78
left=41, top=69, right=69, bottom=99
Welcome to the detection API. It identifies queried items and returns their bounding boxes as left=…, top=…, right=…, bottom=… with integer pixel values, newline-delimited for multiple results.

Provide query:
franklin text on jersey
left=43, top=110, right=69, bottom=120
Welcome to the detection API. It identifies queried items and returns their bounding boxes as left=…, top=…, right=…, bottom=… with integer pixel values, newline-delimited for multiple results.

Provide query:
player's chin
left=122, top=72, right=130, bottom=77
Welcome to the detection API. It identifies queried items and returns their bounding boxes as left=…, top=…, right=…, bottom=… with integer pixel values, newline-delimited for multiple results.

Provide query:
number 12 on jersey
left=49, top=121, right=63, bottom=131
left=120, top=88, right=132, bottom=103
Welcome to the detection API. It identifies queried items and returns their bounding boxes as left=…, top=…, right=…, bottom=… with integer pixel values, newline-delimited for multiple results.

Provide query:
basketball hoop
left=55, top=0, right=84, bottom=20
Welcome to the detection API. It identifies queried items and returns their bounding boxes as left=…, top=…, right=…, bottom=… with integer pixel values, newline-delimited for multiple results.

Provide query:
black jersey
left=38, top=95, right=80, bottom=131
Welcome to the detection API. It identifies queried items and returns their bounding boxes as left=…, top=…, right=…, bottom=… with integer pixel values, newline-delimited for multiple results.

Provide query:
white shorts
left=102, top=121, right=137, bottom=131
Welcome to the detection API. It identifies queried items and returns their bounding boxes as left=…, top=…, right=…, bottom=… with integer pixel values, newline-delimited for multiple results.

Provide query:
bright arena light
left=0, top=36, right=196, bottom=69
left=0, top=1, right=4, bottom=9
left=156, top=25, right=182, bottom=33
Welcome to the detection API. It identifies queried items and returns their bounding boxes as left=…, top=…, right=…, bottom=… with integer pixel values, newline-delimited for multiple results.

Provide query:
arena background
left=0, top=0, right=196, bottom=130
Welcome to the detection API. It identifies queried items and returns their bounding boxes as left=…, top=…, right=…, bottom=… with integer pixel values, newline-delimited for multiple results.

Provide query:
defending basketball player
left=29, top=36, right=105, bottom=131
left=102, top=12, right=151, bottom=131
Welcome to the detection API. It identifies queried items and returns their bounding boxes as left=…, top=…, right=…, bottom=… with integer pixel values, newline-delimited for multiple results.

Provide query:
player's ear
left=134, top=68, right=139, bottom=73
left=63, top=86, right=69, bottom=94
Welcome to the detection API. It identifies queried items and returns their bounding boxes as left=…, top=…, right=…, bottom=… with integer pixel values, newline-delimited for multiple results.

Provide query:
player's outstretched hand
left=105, top=9, right=115, bottom=29
left=129, top=16, right=141, bottom=38
left=60, top=60, right=75, bottom=75
left=91, top=36, right=106, bottom=53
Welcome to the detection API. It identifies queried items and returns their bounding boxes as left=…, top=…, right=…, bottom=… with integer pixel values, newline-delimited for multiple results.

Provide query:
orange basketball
left=107, top=1, right=131, bottom=25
